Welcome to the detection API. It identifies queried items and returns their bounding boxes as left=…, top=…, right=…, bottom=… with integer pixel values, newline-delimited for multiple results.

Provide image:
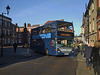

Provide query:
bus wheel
left=46, top=49, right=49, bottom=55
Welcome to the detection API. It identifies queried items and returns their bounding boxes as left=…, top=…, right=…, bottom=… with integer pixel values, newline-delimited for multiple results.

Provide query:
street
left=0, top=47, right=77, bottom=75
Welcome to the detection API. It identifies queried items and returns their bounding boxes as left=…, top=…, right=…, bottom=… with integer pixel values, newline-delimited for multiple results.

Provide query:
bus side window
left=51, top=39, right=56, bottom=46
left=42, top=26, right=45, bottom=34
left=51, top=23, right=56, bottom=32
left=46, top=25, right=51, bottom=33
left=33, top=30, right=37, bottom=35
left=39, top=27, right=42, bottom=34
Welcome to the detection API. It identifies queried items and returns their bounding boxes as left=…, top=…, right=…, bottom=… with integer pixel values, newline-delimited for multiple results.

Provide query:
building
left=74, top=35, right=82, bottom=43
left=82, top=0, right=97, bottom=46
left=88, top=0, right=97, bottom=46
left=84, top=6, right=89, bottom=44
left=97, top=0, right=100, bottom=41
left=81, top=13, right=85, bottom=43
left=16, top=23, right=41, bottom=45
left=0, top=14, right=17, bottom=46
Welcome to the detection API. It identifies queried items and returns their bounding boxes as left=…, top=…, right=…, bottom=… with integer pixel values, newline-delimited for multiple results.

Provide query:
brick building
left=0, top=15, right=17, bottom=46
left=16, top=23, right=41, bottom=45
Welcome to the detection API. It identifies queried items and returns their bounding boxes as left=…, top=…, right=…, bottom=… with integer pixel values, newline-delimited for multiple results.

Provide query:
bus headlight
left=58, top=51, right=60, bottom=53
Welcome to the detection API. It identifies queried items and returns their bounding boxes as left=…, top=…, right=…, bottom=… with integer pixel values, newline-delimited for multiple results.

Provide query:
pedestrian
left=92, top=41, right=100, bottom=75
left=84, top=43, right=93, bottom=70
left=82, top=43, right=88, bottom=58
left=13, top=43, right=17, bottom=53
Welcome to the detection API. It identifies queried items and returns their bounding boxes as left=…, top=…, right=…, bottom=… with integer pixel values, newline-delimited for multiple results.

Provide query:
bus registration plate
left=64, top=53, right=69, bottom=55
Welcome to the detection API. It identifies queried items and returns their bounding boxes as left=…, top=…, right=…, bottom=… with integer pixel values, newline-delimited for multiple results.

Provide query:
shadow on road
left=0, top=47, right=46, bottom=68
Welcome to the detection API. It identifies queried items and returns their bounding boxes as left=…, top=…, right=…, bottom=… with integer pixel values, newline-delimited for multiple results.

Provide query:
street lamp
left=1, top=5, right=10, bottom=57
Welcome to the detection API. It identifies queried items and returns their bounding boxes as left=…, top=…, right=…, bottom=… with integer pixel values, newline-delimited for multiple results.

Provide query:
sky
left=0, top=0, right=89, bottom=35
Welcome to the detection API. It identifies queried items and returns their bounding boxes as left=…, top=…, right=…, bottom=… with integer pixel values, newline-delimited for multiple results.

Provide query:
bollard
left=27, top=48, right=29, bottom=56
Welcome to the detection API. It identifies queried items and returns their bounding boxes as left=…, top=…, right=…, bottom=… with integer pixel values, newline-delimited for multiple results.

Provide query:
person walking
left=13, top=43, right=17, bottom=53
left=84, top=43, right=93, bottom=70
left=92, top=41, right=100, bottom=75
left=82, top=43, right=88, bottom=58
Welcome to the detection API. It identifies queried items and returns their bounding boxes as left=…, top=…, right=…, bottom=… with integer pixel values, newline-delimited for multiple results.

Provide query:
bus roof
left=31, top=21, right=73, bottom=30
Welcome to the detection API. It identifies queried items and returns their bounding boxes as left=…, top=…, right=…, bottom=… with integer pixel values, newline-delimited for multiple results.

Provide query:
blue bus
left=30, top=21, right=74, bottom=56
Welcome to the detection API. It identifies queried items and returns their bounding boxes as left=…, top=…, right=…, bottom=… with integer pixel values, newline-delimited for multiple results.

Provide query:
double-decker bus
left=30, top=21, right=74, bottom=56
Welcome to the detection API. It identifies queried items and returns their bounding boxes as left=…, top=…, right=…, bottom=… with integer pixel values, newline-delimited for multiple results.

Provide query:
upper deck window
left=46, top=24, right=51, bottom=33
left=51, top=23, right=56, bottom=32
left=57, top=22, right=73, bottom=33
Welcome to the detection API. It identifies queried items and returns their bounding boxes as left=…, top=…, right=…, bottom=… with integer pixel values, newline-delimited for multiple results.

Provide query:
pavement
left=76, top=52, right=94, bottom=75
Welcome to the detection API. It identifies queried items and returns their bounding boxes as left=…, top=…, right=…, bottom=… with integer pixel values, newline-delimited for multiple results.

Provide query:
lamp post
left=1, top=5, right=10, bottom=57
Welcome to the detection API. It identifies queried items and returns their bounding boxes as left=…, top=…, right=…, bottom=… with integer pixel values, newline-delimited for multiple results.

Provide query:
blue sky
left=0, top=0, right=89, bottom=35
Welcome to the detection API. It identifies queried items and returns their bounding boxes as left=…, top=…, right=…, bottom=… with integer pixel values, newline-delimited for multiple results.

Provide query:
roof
left=44, top=21, right=55, bottom=25
left=32, top=20, right=73, bottom=30
left=0, top=14, right=12, bottom=21
left=44, top=19, right=64, bottom=25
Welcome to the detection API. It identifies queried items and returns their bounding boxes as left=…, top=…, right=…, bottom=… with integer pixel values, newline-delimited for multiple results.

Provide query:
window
left=13, top=32, right=15, bottom=37
left=46, top=25, right=51, bottom=33
left=89, top=10, right=91, bottom=16
left=5, top=38, right=7, bottom=44
left=19, top=28, right=24, bottom=32
left=42, top=26, right=45, bottom=34
left=51, top=39, right=56, bottom=46
left=0, top=20, right=2, bottom=26
left=5, top=21, right=7, bottom=26
left=16, top=28, right=18, bottom=32
left=92, top=3, right=94, bottom=11
left=93, top=18, right=94, bottom=30
left=89, top=22, right=91, bottom=32
left=32, top=30, right=38, bottom=35
left=8, top=29, right=10, bottom=35
left=19, top=39, right=21, bottom=43
left=19, top=34, right=21, bottom=38
left=8, top=23, right=10, bottom=27
left=8, top=38, right=10, bottom=43
left=51, top=23, right=56, bottom=32
left=5, top=29, right=6, bottom=35
left=57, top=23, right=73, bottom=32
left=40, top=27, right=42, bottom=34
left=13, top=26, right=15, bottom=30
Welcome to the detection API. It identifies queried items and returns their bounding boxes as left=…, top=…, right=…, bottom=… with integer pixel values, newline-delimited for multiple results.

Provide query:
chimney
left=15, top=23, right=18, bottom=27
left=24, top=23, right=26, bottom=28
left=27, top=23, right=31, bottom=27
